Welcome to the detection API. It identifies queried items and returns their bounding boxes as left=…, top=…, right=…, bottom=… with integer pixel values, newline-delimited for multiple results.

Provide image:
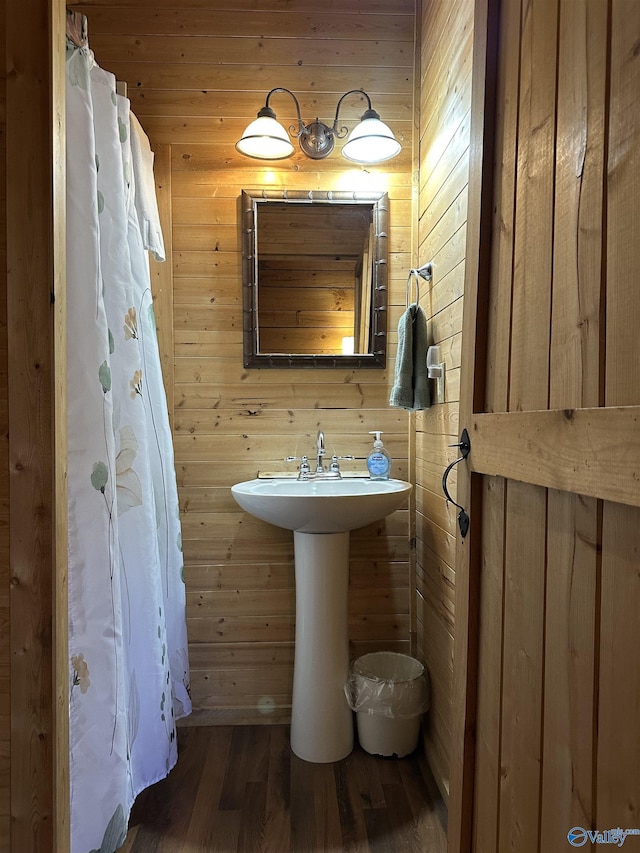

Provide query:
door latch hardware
left=442, top=428, right=470, bottom=538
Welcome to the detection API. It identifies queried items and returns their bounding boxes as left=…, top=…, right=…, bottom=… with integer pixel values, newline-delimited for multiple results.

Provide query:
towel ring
left=405, top=262, right=433, bottom=308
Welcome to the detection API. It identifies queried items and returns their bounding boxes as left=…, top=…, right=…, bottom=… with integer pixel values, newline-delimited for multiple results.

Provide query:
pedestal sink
left=231, top=476, right=412, bottom=763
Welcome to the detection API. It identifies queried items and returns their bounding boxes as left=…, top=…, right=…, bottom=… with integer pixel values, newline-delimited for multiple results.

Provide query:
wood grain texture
left=467, top=8, right=518, bottom=842
left=597, top=0, right=640, bottom=835
left=540, top=489, right=598, bottom=848
left=470, top=478, right=504, bottom=853
left=605, top=0, right=640, bottom=409
left=415, top=0, right=475, bottom=804
left=75, top=0, right=414, bottom=9
left=0, top=0, right=8, bottom=844
left=73, top=9, right=414, bottom=40
left=469, top=407, right=640, bottom=507
left=598, top=502, right=640, bottom=830
left=448, top=2, right=640, bottom=852
left=483, top=0, right=519, bottom=415
left=538, top=3, right=607, bottom=846
left=118, top=725, right=447, bottom=853
left=67, top=0, right=415, bottom=723
left=508, top=0, right=558, bottom=413
left=498, top=483, right=547, bottom=853
left=5, top=0, right=68, bottom=849
left=551, top=0, right=606, bottom=413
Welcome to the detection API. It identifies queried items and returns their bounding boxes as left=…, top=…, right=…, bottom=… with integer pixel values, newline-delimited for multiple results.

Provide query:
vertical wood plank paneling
left=6, top=0, right=68, bottom=848
left=498, top=481, right=547, bottom=853
left=483, top=0, right=520, bottom=416
left=472, top=1, right=519, bottom=843
left=540, top=1, right=607, bottom=847
left=499, top=1, right=559, bottom=850
left=550, top=0, right=606, bottom=413
left=472, top=3, right=521, bottom=853
left=0, top=0, right=9, bottom=844
left=449, top=0, right=640, bottom=848
left=471, top=476, right=504, bottom=853
left=508, top=0, right=558, bottom=415
left=598, top=504, right=640, bottom=830
left=604, top=0, right=640, bottom=409
left=69, top=0, right=415, bottom=724
left=598, top=0, right=640, bottom=833
left=542, top=491, right=598, bottom=849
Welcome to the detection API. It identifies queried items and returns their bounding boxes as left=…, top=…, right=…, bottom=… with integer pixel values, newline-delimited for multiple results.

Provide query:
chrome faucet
left=284, top=429, right=355, bottom=480
left=316, top=430, right=326, bottom=474
left=285, top=430, right=354, bottom=480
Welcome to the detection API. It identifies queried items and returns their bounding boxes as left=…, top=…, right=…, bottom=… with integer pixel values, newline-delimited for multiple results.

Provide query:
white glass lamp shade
left=236, top=115, right=295, bottom=160
left=341, top=115, right=401, bottom=164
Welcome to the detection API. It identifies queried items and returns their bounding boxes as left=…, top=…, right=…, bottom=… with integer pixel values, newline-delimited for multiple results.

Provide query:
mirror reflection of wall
left=257, top=203, right=374, bottom=356
left=241, top=189, right=389, bottom=369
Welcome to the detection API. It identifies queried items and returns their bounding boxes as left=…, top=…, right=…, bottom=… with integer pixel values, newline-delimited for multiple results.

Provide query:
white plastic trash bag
left=344, top=652, right=430, bottom=719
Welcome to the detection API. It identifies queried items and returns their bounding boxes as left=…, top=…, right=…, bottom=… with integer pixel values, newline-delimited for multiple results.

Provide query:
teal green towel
left=389, top=304, right=431, bottom=411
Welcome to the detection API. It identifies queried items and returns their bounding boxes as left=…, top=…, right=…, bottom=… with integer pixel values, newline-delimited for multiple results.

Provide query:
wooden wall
left=70, top=0, right=416, bottom=725
left=414, top=0, right=473, bottom=800
left=0, top=0, right=9, bottom=842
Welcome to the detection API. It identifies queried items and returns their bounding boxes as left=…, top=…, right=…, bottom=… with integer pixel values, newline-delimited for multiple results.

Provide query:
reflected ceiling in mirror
left=241, top=189, right=389, bottom=368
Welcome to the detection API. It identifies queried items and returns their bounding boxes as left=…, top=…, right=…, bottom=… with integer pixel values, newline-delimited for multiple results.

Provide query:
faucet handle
left=285, top=455, right=311, bottom=478
left=299, top=456, right=311, bottom=475
left=329, top=454, right=355, bottom=475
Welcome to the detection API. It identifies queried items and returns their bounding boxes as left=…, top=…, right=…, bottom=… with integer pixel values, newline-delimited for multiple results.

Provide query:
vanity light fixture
left=235, top=88, right=402, bottom=164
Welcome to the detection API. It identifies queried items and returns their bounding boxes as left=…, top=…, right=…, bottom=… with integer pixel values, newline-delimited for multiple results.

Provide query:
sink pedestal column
left=290, top=530, right=353, bottom=763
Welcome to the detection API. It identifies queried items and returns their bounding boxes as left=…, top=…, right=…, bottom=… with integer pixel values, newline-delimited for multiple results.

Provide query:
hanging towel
left=389, top=303, right=431, bottom=411
left=129, top=111, right=166, bottom=261
left=412, top=303, right=430, bottom=409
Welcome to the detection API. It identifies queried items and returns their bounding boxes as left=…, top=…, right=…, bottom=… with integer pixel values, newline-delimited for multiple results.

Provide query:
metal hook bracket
left=405, top=262, right=433, bottom=308
left=442, top=428, right=471, bottom=538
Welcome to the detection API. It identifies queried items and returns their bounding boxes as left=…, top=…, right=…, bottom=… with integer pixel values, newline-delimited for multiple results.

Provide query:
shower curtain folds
left=66, top=23, right=191, bottom=853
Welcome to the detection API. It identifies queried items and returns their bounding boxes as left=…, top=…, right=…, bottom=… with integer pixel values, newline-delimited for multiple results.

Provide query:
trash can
left=344, top=652, right=430, bottom=757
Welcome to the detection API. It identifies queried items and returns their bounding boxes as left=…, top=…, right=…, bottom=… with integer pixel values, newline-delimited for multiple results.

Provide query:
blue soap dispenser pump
left=367, top=431, right=391, bottom=480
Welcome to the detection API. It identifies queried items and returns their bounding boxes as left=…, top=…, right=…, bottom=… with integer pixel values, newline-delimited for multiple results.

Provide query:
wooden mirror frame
left=241, top=189, right=389, bottom=369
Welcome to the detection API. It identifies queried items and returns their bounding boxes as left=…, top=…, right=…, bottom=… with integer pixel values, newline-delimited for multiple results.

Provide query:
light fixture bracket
left=298, top=119, right=336, bottom=159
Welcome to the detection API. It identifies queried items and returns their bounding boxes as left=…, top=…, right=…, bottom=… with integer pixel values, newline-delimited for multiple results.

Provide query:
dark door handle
left=442, top=428, right=470, bottom=538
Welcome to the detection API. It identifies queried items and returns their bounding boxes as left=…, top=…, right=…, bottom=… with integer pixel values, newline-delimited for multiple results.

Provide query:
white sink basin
left=231, top=477, right=412, bottom=533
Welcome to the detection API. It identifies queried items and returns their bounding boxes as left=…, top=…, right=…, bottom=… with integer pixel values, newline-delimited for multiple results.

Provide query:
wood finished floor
left=120, top=725, right=448, bottom=853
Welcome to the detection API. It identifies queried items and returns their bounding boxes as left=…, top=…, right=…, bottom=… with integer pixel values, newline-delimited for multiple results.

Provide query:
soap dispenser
left=367, top=431, right=391, bottom=480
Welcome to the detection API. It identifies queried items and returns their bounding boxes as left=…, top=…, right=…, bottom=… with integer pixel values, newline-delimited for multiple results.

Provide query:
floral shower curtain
left=65, top=13, right=191, bottom=852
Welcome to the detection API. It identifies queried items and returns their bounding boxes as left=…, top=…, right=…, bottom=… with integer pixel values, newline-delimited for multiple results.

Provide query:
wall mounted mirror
left=241, top=189, right=389, bottom=368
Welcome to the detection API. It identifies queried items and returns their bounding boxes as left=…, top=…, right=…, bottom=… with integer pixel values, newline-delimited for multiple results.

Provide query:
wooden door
left=448, top=0, right=640, bottom=851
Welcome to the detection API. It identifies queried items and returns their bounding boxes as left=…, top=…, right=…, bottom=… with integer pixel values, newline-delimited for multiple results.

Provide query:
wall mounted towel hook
left=405, top=262, right=433, bottom=308
left=414, top=262, right=433, bottom=280
left=442, top=428, right=470, bottom=538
